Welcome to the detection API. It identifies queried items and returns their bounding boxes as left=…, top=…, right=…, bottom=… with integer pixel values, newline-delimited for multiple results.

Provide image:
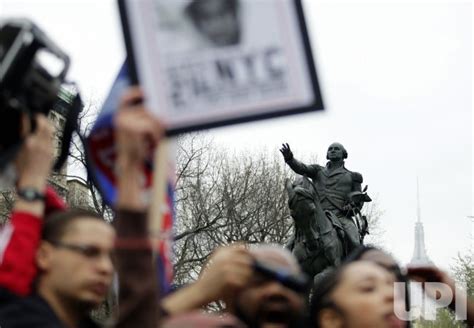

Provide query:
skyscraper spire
left=410, top=178, right=433, bottom=266
left=416, top=177, right=421, bottom=223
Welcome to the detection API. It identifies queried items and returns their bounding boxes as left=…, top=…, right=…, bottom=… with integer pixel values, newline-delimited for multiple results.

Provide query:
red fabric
left=0, top=212, right=43, bottom=296
left=0, top=187, right=65, bottom=296
left=44, top=186, right=67, bottom=215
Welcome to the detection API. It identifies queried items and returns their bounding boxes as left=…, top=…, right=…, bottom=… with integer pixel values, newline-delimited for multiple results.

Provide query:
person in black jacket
left=0, top=114, right=113, bottom=328
left=0, top=88, right=165, bottom=328
left=0, top=209, right=114, bottom=328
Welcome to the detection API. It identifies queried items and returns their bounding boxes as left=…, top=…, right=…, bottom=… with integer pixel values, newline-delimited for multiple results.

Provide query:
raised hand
left=114, top=87, right=164, bottom=167
left=15, top=114, right=54, bottom=191
left=13, top=114, right=55, bottom=216
left=196, top=244, right=254, bottom=302
left=114, top=87, right=165, bottom=210
left=161, top=244, right=254, bottom=315
left=279, top=143, right=293, bottom=162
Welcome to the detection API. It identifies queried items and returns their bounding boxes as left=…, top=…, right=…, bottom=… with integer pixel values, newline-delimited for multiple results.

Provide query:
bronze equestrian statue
left=281, top=143, right=371, bottom=282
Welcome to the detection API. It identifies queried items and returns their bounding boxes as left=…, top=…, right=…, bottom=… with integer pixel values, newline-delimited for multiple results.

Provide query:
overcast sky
left=1, top=0, right=472, bottom=270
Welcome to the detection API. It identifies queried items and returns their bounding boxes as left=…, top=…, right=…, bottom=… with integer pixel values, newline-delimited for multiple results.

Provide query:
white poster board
left=119, top=0, right=323, bottom=134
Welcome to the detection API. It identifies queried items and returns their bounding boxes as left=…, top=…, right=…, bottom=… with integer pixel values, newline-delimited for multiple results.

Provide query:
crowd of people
left=0, top=87, right=472, bottom=328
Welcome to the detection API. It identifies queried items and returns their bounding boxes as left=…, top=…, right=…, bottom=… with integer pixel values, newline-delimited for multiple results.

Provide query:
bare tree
left=66, top=102, right=113, bottom=219
left=172, top=134, right=386, bottom=286
left=361, top=194, right=385, bottom=247
left=173, top=134, right=293, bottom=284
left=0, top=191, right=14, bottom=224
left=46, top=100, right=114, bottom=220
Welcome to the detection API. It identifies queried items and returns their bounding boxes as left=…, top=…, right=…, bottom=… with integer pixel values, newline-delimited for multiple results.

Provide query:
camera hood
left=0, top=18, right=81, bottom=173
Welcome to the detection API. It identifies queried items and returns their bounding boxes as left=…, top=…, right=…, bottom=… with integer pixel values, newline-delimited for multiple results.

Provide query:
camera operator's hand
left=13, top=114, right=54, bottom=216
left=407, top=266, right=456, bottom=306
left=408, top=265, right=474, bottom=326
left=114, top=87, right=165, bottom=211
left=407, top=266, right=455, bottom=293
left=161, top=244, right=254, bottom=315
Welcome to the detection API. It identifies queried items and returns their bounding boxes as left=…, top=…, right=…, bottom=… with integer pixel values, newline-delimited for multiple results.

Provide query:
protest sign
left=118, top=0, right=324, bottom=134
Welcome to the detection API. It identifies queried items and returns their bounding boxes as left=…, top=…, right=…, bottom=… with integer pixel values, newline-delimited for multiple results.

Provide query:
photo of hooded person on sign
left=185, top=0, right=242, bottom=47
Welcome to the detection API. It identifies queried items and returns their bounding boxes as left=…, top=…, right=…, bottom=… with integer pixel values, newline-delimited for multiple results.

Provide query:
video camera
left=0, top=18, right=82, bottom=172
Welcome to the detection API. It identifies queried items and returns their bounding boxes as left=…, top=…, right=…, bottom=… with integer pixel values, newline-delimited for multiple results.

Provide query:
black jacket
left=0, top=288, right=99, bottom=328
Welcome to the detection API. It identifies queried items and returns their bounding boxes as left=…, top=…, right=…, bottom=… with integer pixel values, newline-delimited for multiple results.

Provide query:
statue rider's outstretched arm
left=280, top=143, right=320, bottom=179
left=286, top=158, right=320, bottom=180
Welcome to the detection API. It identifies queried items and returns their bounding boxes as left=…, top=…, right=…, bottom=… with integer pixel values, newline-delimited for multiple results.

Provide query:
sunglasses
left=49, top=241, right=114, bottom=260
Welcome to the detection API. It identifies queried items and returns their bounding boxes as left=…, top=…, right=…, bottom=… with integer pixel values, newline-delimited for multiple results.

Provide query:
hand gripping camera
left=0, top=18, right=82, bottom=172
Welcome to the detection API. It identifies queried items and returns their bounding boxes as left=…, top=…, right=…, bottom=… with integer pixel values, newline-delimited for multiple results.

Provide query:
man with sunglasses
left=0, top=114, right=105, bottom=328
left=0, top=88, right=164, bottom=327
left=0, top=112, right=115, bottom=327
left=36, top=209, right=115, bottom=327
left=1, top=208, right=115, bottom=328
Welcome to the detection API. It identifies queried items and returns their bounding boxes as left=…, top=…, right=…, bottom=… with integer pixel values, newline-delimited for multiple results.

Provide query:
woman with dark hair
left=343, top=246, right=405, bottom=281
left=343, top=246, right=410, bottom=327
left=310, top=261, right=404, bottom=328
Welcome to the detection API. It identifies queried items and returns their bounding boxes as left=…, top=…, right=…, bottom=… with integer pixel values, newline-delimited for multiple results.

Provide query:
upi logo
left=394, top=282, right=467, bottom=321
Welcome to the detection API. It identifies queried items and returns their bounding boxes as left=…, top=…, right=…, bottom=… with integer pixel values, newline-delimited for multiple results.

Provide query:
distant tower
left=409, top=178, right=433, bottom=266
left=409, top=179, right=436, bottom=320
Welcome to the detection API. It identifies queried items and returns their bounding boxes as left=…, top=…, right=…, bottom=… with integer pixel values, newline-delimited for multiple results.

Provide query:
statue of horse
left=285, top=176, right=345, bottom=284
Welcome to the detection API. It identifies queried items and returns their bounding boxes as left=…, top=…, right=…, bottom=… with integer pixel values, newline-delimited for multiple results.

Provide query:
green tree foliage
left=416, top=251, right=473, bottom=328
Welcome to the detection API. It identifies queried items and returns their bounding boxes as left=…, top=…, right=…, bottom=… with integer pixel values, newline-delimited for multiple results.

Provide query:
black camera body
left=0, top=18, right=80, bottom=171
